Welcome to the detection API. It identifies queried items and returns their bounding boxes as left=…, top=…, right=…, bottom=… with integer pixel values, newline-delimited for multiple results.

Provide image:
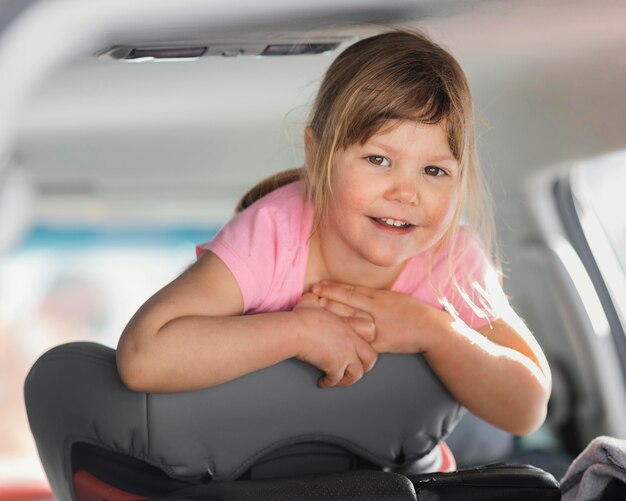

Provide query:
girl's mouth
left=369, top=216, right=415, bottom=232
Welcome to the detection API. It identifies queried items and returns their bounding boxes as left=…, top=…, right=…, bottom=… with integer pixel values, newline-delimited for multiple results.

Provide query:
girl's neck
left=305, top=226, right=405, bottom=291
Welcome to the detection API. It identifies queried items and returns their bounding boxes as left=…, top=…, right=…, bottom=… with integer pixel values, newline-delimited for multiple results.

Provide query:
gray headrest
left=25, top=342, right=462, bottom=500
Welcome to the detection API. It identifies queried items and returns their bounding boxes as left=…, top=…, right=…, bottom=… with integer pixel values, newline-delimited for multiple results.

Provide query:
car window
left=569, top=154, right=626, bottom=331
left=0, top=225, right=216, bottom=485
left=573, top=154, right=626, bottom=275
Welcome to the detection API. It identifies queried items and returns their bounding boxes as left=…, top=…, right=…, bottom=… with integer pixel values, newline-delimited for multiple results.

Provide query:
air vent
left=127, top=47, right=207, bottom=60
left=98, top=45, right=208, bottom=61
left=261, top=43, right=339, bottom=55
left=97, top=37, right=352, bottom=61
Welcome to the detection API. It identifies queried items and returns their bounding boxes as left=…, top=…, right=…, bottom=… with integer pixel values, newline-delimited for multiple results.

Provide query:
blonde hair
left=238, top=28, right=496, bottom=274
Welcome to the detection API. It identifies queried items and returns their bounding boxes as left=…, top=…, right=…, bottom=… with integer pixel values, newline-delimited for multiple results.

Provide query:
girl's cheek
left=431, top=192, right=459, bottom=226
left=337, top=173, right=370, bottom=205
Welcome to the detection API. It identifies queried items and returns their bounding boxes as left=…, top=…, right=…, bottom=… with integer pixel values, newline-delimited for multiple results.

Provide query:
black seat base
left=71, top=444, right=560, bottom=501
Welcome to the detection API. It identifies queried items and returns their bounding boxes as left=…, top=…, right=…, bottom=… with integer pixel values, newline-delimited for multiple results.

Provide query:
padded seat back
left=25, top=342, right=463, bottom=500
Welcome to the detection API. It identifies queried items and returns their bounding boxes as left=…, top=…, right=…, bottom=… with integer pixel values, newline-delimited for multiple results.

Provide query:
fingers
left=294, top=291, right=321, bottom=310
left=312, top=282, right=372, bottom=312
left=319, top=297, right=371, bottom=320
left=348, top=316, right=376, bottom=343
left=318, top=341, right=378, bottom=389
left=356, top=340, right=378, bottom=373
left=318, top=370, right=343, bottom=388
left=319, top=362, right=364, bottom=388
left=336, top=363, right=364, bottom=387
left=314, top=293, right=376, bottom=343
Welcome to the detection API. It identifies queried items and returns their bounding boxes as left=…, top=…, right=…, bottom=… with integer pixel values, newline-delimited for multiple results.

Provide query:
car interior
left=1, top=0, right=626, bottom=499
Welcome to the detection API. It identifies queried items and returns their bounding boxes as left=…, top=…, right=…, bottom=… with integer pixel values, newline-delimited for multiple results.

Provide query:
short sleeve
left=195, top=181, right=312, bottom=314
left=196, top=205, right=283, bottom=313
left=442, top=231, right=502, bottom=330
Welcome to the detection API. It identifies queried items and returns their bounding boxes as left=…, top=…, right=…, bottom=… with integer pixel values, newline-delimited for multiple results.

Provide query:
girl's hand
left=293, top=292, right=378, bottom=388
left=311, top=281, right=449, bottom=354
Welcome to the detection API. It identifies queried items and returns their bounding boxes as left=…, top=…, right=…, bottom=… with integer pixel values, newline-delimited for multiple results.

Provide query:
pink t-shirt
left=197, top=181, right=496, bottom=329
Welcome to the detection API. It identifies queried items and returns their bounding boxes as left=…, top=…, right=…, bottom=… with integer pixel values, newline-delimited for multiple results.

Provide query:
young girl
left=117, top=30, right=551, bottom=439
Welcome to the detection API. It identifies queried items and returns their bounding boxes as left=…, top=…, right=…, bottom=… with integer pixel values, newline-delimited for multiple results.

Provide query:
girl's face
left=322, top=119, right=460, bottom=269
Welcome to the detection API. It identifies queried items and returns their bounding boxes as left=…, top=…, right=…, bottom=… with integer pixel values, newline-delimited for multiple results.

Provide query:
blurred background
left=1, top=0, right=626, bottom=496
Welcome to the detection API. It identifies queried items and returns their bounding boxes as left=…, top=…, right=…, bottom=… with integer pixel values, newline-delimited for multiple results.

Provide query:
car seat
left=24, top=342, right=560, bottom=500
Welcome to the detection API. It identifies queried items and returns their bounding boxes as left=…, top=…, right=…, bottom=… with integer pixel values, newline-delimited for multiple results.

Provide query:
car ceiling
left=5, top=0, right=626, bottom=230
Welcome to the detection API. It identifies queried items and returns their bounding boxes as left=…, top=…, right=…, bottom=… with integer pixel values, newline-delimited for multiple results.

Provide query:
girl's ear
left=304, top=126, right=319, bottom=169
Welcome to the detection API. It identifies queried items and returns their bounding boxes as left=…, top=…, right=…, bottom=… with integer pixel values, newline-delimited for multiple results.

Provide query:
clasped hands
left=293, top=281, right=448, bottom=389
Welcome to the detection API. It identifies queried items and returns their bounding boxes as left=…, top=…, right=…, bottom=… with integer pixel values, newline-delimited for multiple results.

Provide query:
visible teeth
left=379, top=217, right=410, bottom=227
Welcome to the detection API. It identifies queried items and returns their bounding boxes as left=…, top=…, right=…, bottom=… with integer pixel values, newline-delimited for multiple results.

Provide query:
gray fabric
left=445, top=412, right=514, bottom=467
left=25, top=342, right=463, bottom=501
left=560, top=436, right=626, bottom=500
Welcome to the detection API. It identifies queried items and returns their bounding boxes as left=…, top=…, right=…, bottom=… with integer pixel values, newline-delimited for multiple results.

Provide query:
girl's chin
left=357, top=249, right=410, bottom=269
left=357, top=240, right=435, bottom=268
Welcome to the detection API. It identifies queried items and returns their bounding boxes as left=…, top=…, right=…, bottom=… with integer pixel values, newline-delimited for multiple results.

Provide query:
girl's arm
left=422, top=314, right=550, bottom=436
left=116, top=252, right=377, bottom=393
left=312, top=281, right=551, bottom=436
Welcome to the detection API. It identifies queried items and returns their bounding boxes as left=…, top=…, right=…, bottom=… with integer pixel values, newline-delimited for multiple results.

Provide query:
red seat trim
left=73, top=470, right=148, bottom=501
left=439, top=441, right=457, bottom=472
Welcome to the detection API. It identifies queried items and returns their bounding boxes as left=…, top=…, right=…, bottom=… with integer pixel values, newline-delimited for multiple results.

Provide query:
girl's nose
left=384, top=175, right=419, bottom=205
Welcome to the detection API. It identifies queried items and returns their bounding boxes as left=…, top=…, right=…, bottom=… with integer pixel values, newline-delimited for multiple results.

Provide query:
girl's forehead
left=368, top=119, right=447, bottom=138
left=357, top=120, right=455, bottom=156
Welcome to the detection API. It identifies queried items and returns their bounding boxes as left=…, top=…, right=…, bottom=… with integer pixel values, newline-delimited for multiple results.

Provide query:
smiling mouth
left=370, top=217, right=415, bottom=229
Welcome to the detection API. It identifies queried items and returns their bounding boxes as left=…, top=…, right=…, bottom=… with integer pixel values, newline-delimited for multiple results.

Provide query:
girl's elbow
left=509, top=386, right=550, bottom=436
left=117, top=346, right=143, bottom=392
left=116, top=333, right=157, bottom=393
left=510, top=358, right=551, bottom=436
left=512, top=401, right=548, bottom=436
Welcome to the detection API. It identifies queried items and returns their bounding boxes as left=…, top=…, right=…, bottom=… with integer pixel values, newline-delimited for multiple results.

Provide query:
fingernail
left=312, top=284, right=320, bottom=294
left=319, top=298, right=327, bottom=307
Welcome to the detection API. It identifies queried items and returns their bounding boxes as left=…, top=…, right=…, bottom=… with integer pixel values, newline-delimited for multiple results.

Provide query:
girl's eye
left=424, top=166, right=446, bottom=177
left=366, top=155, right=390, bottom=167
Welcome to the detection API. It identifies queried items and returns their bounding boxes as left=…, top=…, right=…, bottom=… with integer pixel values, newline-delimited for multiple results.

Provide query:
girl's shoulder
left=242, top=180, right=312, bottom=231
left=197, top=180, right=313, bottom=312
left=223, top=180, right=313, bottom=248
left=425, top=226, right=493, bottom=285
left=394, top=226, right=497, bottom=328
left=398, top=226, right=487, bottom=287
left=427, top=226, right=485, bottom=264
left=432, top=226, right=500, bottom=328
left=450, top=226, right=487, bottom=262
left=248, top=179, right=308, bottom=210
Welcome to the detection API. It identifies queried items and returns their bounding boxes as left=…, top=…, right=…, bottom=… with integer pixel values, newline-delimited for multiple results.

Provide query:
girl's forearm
left=117, top=312, right=303, bottom=393
left=423, top=320, right=550, bottom=436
